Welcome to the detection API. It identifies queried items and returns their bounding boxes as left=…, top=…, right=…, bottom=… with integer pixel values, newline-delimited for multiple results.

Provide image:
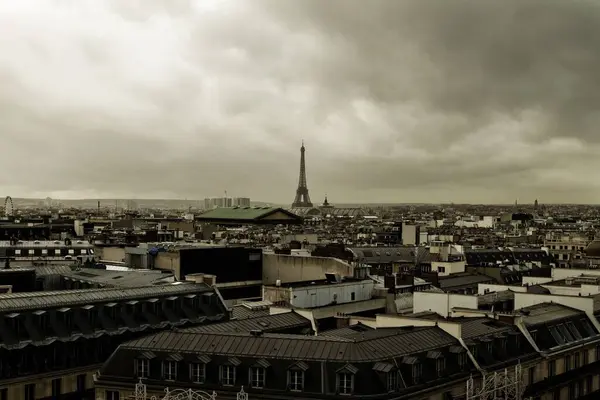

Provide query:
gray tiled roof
left=437, top=273, right=494, bottom=290
left=349, top=247, right=433, bottom=264
left=231, top=304, right=270, bottom=320
left=0, top=283, right=211, bottom=312
left=521, top=303, right=583, bottom=326
left=184, top=312, right=310, bottom=333
left=61, top=268, right=174, bottom=288
left=458, top=318, right=515, bottom=339
left=120, top=325, right=457, bottom=362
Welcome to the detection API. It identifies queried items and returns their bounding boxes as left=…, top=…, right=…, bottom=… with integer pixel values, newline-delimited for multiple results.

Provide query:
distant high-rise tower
left=534, top=199, right=539, bottom=211
left=292, top=141, right=313, bottom=208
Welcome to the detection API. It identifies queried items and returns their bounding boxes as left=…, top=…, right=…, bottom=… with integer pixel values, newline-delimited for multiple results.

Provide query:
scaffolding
left=466, top=364, right=528, bottom=400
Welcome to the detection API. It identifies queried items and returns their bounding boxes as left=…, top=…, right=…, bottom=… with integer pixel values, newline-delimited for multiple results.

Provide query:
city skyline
left=1, top=1, right=599, bottom=203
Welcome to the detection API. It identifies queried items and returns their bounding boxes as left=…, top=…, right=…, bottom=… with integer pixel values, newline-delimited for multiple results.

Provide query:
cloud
left=0, top=0, right=599, bottom=203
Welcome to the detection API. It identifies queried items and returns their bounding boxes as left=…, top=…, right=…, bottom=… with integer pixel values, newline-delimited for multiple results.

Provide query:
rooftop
left=0, top=283, right=211, bottom=312
left=196, top=207, right=302, bottom=224
left=61, top=268, right=175, bottom=288
left=120, top=325, right=457, bottom=362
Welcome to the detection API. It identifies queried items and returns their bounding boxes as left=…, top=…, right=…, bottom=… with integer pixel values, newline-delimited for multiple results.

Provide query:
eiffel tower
left=291, top=141, right=314, bottom=208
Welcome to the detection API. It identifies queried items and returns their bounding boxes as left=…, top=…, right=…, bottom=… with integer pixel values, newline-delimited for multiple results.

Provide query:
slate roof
left=61, top=268, right=175, bottom=288
left=319, top=323, right=375, bottom=338
left=0, top=283, right=211, bottom=312
left=521, top=303, right=583, bottom=326
left=464, top=248, right=553, bottom=266
left=457, top=318, right=516, bottom=340
left=349, top=247, right=432, bottom=264
left=183, top=312, right=310, bottom=334
left=230, top=304, right=270, bottom=320
left=120, top=325, right=457, bottom=362
left=437, top=273, right=494, bottom=290
left=464, top=249, right=516, bottom=265
left=197, top=207, right=300, bottom=222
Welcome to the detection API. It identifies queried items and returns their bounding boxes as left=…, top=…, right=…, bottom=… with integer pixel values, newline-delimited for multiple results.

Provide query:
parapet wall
left=262, top=253, right=353, bottom=285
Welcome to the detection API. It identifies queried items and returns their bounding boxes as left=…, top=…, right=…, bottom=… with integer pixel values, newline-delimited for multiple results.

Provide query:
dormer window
left=34, top=310, right=47, bottom=332
left=436, top=358, right=446, bottom=376
left=190, top=363, right=206, bottom=384
left=373, top=362, right=397, bottom=392
left=336, top=364, right=358, bottom=395
left=287, top=361, right=308, bottom=392
left=412, top=363, right=422, bottom=384
left=427, top=351, right=445, bottom=377
left=82, top=305, right=97, bottom=328
left=250, top=367, right=265, bottom=388
left=249, top=359, right=269, bottom=389
left=134, top=355, right=152, bottom=379
left=191, top=355, right=211, bottom=384
left=220, top=357, right=240, bottom=386
left=162, top=360, right=178, bottom=381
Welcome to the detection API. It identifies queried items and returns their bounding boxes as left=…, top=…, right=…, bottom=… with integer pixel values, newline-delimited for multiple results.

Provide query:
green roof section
left=196, top=207, right=302, bottom=223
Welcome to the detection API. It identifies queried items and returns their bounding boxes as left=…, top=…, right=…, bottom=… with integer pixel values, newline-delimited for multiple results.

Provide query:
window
left=470, top=346, right=478, bottom=359
left=54, top=249, right=61, bottom=255
left=438, top=266, right=446, bottom=273
left=530, top=330, right=538, bottom=342
left=162, top=361, right=177, bottom=381
left=41, top=249, right=48, bottom=255
left=288, top=370, right=304, bottom=391
left=387, top=371, right=398, bottom=392
left=190, top=363, right=206, bottom=383
left=458, top=353, right=467, bottom=369
left=528, top=367, right=535, bottom=384
left=566, top=321, right=582, bottom=340
left=565, top=355, right=571, bottom=372
left=24, top=384, right=35, bottom=400
left=412, top=363, right=422, bottom=384
left=436, top=358, right=446, bottom=377
left=76, top=374, right=86, bottom=392
left=15, top=249, right=21, bottom=255
left=558, top=324, right=574, bottom=341
left=68, top=249, right=75, bottom=255
left=549, top=326, right=566, bottom=345
left=135, top=359, right=150, bottom=378
left=583, top=350, right=589, bottom=365
left=351, top=292, right=355, bottom=301
left=106, top=391, right=120, bottom=400
left=220, top=365, right=235, bottom=386
left=51, top=378, right=62, bottom=397
left=574, top=353, right=580, bottom=369
left=250, top=367, right=265, bottom=388
left=586, top=375, right=593, bottom=394
left=581, top=319, right=595, bottom=337
left=596, top=345, right=600, bottom=361
left=337, top=373, right=354, bottom=395
left=548, top=360, right=556, bottom=377
left=28, top=249, right=35, bottom=255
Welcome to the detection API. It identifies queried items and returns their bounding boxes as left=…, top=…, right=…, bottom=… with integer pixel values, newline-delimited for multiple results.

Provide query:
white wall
left=262, top=253, right=353, bottom=285
left=478, top=284, right=527, bottom=295
left=552, top=268, right=600, bottom=280
left=522, top=277, right=553, bottom=286
left=413, top=292, right=478, bottom=317
left=513, top=292, right=594, bottom=313
left=288, top=280, right=374, bottom=308
left=431, top=261, right=465, bottom=276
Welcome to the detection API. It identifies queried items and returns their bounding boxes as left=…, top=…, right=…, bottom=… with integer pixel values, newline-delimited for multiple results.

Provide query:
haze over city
left=1, top=0, right=599, bottom=204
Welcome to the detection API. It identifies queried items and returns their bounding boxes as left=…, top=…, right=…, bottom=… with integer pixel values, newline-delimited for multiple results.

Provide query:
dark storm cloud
left=1, top=0, right=599, bottom=202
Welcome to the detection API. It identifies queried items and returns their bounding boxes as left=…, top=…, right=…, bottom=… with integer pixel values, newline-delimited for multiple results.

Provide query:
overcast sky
left=1, top=0, right=599, bottom=204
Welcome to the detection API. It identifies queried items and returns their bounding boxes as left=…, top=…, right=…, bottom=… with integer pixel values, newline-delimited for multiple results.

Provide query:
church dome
left=585, top=240, right=600, bottom=258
